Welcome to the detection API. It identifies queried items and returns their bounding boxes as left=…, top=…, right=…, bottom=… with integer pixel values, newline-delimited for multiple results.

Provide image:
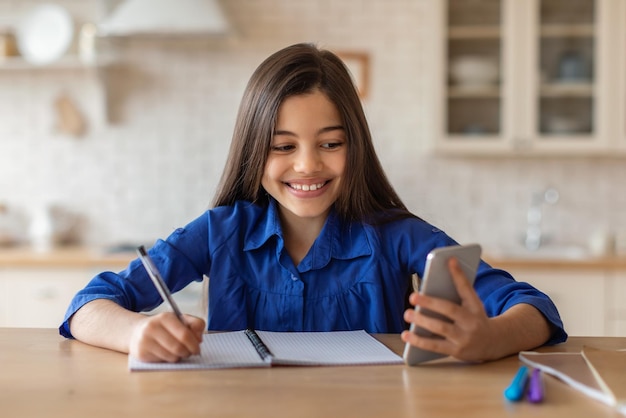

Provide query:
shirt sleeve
left=474, top=263, right=567, bottom=345
left=393, top=218, right=567, bottom=346
left=58, top=213, right=210, bottom=339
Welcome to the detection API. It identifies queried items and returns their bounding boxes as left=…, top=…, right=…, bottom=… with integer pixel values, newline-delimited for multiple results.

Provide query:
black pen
left=136, top=245, right=186, bottom=324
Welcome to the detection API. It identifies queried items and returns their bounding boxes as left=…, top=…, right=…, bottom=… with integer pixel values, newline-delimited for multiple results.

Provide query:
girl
left=61, top=43, right=566, bottom=363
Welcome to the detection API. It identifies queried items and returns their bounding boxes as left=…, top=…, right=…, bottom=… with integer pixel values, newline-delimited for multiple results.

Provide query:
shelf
left=448, top=24, right=592, bottom=40
left=0, top=55, right=114, bottom=71
left=0, top=53, right=116, bottom=124
left=448, top=25, right=501, bottom=39
left=539, top=82, right=594, bottom=97
left=540, top=24, right=595, bottom=38
left=448, top=85, right=501, bottom=98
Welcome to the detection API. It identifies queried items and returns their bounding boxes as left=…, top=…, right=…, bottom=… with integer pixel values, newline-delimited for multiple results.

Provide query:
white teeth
left=291, top=182, right=325, bottom=191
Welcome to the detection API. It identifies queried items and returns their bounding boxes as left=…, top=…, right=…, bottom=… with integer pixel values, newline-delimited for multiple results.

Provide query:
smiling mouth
left=286, top=181, right=328, bottom=191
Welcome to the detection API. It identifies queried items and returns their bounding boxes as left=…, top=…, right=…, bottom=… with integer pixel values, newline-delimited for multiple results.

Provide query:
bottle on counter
left=79, top=22, right=98, bottom=64
left=29, top=205, right=55, bottom=252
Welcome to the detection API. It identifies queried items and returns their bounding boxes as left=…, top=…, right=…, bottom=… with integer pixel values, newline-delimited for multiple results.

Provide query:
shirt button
left=291, top=274, right=298, bottom=281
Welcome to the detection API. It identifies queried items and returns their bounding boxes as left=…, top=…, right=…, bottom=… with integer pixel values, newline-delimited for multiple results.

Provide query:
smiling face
left=262, top=90, right=347, bottom=228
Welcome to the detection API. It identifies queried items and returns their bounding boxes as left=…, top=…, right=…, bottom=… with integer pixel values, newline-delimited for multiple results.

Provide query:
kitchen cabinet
left=606, top=271, right=626, bottom=336
left=509, top=267, right=607, bottom=336
left=619, top=1, right=626, bottom=152
left=0, top=267, right=91, bottom=328
left=0, top=247, right=206, bottom=328
left=431, top=0, right=621, bottom=156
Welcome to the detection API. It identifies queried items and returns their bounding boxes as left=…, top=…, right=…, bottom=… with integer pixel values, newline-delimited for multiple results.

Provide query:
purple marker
left=527, top=368, right=544, bottom=403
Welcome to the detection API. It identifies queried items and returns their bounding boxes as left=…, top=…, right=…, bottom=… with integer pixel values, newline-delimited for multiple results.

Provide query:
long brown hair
left=213, top=43, right=414, bottom=223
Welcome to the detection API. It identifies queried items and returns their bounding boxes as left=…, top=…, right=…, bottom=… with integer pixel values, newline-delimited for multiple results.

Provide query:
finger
left=130, top=316, right=189, bottom=362
left=139, top=313, right=195, bottom=360
left=183, top=314, right=207, bottom=341
left=131, top=333, right=178, bottom=363
left=138, top=321, right=186, bottom=362
left=146, top=339, right=183, bottom=363
left=407, top=308, right=456, bottom=338
left=161, top=313, right=203, bottom=356
left=401, top=330, right=455, bottom=357
left=406, top=292, right=461, bottom=324
left=150, top=321, right=195, bottom=360
left=448, top=258, right=482, bottom=307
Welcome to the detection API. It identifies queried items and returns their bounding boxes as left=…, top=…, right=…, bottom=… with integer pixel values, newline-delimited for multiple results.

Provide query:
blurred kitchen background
left=1, top=0, right=625, bottom=254
left=1, top=0, right=626, bottom=334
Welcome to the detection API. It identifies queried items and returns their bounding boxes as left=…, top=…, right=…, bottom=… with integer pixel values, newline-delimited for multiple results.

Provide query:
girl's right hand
left=129, top=312, right=205, bottom=363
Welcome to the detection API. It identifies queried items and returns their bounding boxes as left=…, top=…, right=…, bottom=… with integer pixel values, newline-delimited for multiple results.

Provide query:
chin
left=291, top=209, right=330, bottom=219
left=284, top=203, right=332, bottom=220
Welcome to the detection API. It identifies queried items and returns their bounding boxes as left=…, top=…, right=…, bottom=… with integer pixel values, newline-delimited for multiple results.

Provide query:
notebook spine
left=244, top=329, right=273, bottom=362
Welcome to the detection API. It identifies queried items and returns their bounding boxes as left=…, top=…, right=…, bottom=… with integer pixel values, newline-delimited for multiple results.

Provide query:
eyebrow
left=273, top=125, right=345, bottom=136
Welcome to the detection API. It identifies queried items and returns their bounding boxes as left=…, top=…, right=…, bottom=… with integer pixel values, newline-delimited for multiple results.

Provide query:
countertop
left=1, top=245, right=626, bottom=270
left=0, top=246, right=135, bottom=268
left=484, top=254, right=626, bottom=270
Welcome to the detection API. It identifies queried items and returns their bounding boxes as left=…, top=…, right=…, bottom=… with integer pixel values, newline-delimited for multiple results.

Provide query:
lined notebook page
left=129, top=331, right=268, bottom=371
left=129, top=330, right=402, bottom=371
left=258, top=330, right=403, bottom=366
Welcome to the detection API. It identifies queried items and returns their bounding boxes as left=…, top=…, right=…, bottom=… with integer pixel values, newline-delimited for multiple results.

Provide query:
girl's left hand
left=401, top=257, right=497, bottom=362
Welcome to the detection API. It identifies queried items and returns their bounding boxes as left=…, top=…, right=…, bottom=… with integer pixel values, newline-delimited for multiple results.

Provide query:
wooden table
left=1, top=328, right=625, bottom=418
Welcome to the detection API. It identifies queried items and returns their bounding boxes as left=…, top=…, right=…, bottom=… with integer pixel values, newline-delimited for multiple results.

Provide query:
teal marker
left=504, top=365, right=530, bottom=402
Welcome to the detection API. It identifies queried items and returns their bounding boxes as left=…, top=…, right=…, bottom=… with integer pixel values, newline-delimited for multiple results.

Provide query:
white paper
left=129, top=330, right=402, bottom=371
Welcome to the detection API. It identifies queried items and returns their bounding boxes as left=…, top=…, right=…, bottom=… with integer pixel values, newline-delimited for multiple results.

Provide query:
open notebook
left=519, top=346, right=626, bottom=415
left=129, top=330, right=403, bottom=371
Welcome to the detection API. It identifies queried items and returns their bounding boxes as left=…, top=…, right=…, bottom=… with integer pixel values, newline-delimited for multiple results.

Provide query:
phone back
left=403, top=243, right=482, bottom=366
left=420, top=244, right=482, bottom=304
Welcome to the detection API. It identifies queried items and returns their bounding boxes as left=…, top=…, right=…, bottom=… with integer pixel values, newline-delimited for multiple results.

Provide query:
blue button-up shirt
left=60, top=200, right=567, bottom=344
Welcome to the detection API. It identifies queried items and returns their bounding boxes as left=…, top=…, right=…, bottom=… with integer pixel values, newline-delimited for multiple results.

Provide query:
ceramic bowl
left=450, top=55, right=499, bottom=88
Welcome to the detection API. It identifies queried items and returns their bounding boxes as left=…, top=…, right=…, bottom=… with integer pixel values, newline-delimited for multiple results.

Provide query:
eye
left=270, top=144, right=295, bottom=152
left=321, top=141, right=344, bottom=150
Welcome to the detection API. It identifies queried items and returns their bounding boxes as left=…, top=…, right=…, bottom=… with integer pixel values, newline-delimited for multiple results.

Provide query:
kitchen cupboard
left=508, top=267, right=607, bottom=336
left=0, top=265, right=205, bottom=328
left=0, top=267, right=91, bottom=328
left=619, top=0, right=626, bottom=153
left=606, top=271, right=626, bottom=336
left=431, top=0, right=622, bottom=156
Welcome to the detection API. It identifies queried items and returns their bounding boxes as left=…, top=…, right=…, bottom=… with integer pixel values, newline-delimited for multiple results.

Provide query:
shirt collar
left=244, top=199, right=282, bottom=251
left=244, top=199, right=372, bottom=269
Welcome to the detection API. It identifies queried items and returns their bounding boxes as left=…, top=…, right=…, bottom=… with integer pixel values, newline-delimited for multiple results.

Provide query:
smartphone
left=403, top=243, right=482, bottom=366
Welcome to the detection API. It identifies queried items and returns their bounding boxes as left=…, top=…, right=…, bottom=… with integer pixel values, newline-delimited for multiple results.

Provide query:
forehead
left=275, top=91, right=342, bottom=127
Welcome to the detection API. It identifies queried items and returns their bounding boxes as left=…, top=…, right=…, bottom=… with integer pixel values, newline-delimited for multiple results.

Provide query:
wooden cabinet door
left=434, top=0, right=615, bottom=156
left=606, top=271, right=626, bottom=336
left=509, top=267, right=607, bottom=336
left=1, top=268, right=90, bottom=328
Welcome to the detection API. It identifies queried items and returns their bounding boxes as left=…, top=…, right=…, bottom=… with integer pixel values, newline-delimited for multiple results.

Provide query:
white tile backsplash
left=1, top=0, right=625, bottom=255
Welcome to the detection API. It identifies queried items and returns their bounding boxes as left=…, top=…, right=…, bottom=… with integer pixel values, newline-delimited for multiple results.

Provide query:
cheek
left=262, top=158, right=281, bottom=184
left=332, top=152, right=347, bottom=175
left=261, top=164, right=271, bottom=188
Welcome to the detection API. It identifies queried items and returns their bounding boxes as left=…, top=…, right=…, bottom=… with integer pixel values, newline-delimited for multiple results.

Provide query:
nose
left=293, top=147, right=322, bottom=173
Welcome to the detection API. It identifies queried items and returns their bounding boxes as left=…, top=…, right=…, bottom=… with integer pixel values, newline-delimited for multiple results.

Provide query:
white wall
left=1, top=0, right=625, bottom=254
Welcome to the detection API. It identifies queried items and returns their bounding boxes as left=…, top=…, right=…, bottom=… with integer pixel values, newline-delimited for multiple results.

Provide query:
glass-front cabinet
left=433, top=0, right=617, bottom=155
left=620, top=0, right=626, bottom=152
